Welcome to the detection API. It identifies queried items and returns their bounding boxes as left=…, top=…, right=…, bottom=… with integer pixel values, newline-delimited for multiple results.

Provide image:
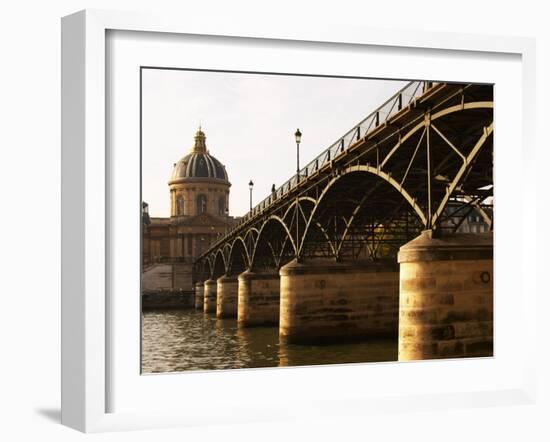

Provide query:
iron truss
left=194, top=81, right=493, bottom=281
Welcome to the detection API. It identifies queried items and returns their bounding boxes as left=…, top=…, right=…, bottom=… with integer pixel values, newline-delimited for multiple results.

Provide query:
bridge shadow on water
left=141, top=309, right=397, bottom=374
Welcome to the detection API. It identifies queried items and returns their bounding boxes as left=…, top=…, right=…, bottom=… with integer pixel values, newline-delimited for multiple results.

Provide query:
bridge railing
left=216, top=80, right=438, bottom=245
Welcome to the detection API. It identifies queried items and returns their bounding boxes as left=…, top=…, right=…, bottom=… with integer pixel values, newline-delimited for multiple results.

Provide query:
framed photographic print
left=61, top=9, right=537, bottom=433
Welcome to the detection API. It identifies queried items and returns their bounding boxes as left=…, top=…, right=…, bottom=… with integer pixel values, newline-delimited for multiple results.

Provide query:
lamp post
left=224, top=207, right=229, bottom=235
left=295, top=128, right=302, bottom=181
left=294, top=129, right=302, bottom=262
left=248, top=179, right=254, bottom=212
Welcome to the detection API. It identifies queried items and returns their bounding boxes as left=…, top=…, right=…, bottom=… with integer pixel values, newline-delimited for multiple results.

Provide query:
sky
left=142, top=69, right=407, bottom=218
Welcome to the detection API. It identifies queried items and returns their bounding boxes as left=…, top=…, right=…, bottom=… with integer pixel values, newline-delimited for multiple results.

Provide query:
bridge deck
left=196, top=81, right=493, bottom=278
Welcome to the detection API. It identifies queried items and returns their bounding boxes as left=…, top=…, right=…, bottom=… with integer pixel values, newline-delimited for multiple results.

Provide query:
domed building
left=142, top=128, right=238, bottom=292
left=168, top=128, right=230, bottom=220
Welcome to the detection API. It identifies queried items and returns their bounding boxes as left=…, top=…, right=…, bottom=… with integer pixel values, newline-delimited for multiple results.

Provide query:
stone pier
left=398, top=231, right=493, bottom=361
left=279, top=259, right=399, bottom=344
left=237, top=270, right=280, bottom=327
left=216, top=275, right=239, bottom=319
left=194, top=282, right=204, bottom=310
left=203, top=279, right=217, bottom=314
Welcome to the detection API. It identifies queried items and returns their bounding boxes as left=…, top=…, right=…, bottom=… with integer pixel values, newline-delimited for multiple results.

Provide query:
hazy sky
left=142, top=69, right=407, bottom=217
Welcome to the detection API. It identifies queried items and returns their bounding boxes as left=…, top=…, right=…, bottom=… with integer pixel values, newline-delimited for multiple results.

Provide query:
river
left=142, top=309, right=397, bottom=373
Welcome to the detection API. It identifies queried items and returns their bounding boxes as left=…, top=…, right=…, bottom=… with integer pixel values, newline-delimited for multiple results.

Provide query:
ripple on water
left=141, top=309, right=397, bottom=373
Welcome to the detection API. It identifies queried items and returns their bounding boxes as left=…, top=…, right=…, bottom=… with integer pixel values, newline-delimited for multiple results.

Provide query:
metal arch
left=334, top=179, right=387, bottom=257
left=206, top=253, right=214, bottom=268
left=231, top=234, right=248, bottom=250
left=243, top=228, right=259, bottom=258
left=312, top=221, right=338, bottom=257
left=378, top=101, right=493, bottom=171
left=299, top=166, right=427, bottom=257
left=212, top=247, right=228, bottom=277
left=373, top=99, right=493, bottom=224
left=356, top=166, right=427, bottom=225
left=281, top=196, right=317, bottom=222
left=243, top=227, right=259, bottom=243
left=227, top=235, right=251, bottom=273
left=199, top=258, right=212, bottom=281
left=431, top=101, right=493, bottom=121
left=205, top=259, right=213, bottom=278
left=265, top=241, right=280, bottom=269
left=194, top=99, right=493, bottom=272
left=222, top=242, right=232, bottom=259
left=249, top=233, right=280, bottom=270
left=250, top=215, right=298, bottom=268
left=445, top=196, right=492, bottom=233
left=464, top=195, right=493, bottom=228
left=202, top=255, right=214, bottom=280
left=430, top=123, right=494, bottom=228
left=277, top=235, right=294, bottom=265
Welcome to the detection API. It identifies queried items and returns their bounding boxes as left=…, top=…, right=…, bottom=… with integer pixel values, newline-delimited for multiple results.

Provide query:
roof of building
left=169, top=128, right=229, bottom=184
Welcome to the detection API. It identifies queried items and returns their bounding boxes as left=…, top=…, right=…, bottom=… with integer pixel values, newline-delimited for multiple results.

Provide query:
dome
left=169, top=128, right=229, bottom=184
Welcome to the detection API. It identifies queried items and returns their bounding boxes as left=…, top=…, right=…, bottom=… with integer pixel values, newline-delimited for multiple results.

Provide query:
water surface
left=142, top=309, right=397, bottom=373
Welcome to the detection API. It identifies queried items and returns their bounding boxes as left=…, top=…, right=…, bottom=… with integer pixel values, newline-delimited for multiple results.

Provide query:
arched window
left=218, top=196, right=226, bottom=216
left=197, top=194, right=207, bottom=214
left=176, top=195, right=184, bottom=216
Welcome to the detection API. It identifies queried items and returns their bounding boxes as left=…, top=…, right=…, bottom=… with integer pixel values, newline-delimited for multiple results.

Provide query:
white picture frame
left=61, top=9, right=538, bottom=433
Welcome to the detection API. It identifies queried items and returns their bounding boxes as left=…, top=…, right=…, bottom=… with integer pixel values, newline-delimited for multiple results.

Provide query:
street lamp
left=224, top=207, right=229, bottom=235
left=248, top=179, right=254, bottom=212
left=295, top=128, right=302, bottom=181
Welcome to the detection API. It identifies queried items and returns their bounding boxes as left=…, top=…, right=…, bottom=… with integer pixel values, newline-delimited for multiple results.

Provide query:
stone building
left=142, top=128, right=238, bottom=291
left=440, top=198, right=493, bottom=234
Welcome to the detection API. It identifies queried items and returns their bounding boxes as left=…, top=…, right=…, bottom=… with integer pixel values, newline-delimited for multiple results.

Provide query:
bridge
left=192, top=81, right=494, bottom=361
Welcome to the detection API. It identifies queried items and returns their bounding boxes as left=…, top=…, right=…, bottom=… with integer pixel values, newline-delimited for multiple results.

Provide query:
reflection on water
left=141, top=309, right=397, bottom=373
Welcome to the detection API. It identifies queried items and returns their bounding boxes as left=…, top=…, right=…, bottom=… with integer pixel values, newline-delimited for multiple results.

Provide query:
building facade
left=142, top=128, right=238, bottom=291
left=440, top=198, right=493, bottom=234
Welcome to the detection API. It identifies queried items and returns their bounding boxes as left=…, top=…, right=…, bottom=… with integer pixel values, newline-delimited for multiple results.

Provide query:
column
left=216, top=274, right=238, bottom=319
left=237, top=270, right=280, bottom=327
left=194, top=281, right=204, bottom=310
left=279, top=259, right=399, bottom=344
left=203, top=279, right=217, bottom=314
left=398, top=230, right=493, bottom=361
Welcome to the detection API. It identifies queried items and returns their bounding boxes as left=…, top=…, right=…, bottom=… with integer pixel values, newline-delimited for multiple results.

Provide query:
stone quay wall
left=141, top=290, right=195, bottom=310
